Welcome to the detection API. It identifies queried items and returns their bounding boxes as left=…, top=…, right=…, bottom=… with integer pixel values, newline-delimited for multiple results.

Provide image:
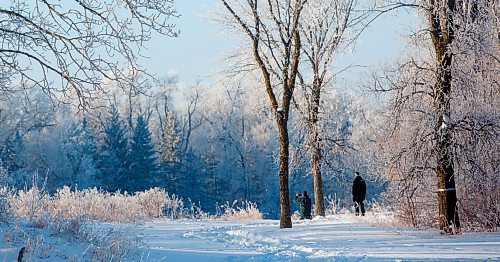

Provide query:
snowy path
left=136, top=215, right=500, bottom=261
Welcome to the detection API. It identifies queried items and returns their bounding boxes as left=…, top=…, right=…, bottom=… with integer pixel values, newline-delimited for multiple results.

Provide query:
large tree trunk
left=277, top=116, right=292, bottom=228
left=434, top=53, right=461, bottom=233
left=429, top=0, right=461, bottom=233
left=309, top=86, right=325, bottom=217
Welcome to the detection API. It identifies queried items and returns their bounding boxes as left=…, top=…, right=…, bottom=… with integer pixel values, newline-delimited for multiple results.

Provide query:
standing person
left=352, top=172, right=367, bottom=216
left=294, top=191, right=312, bottom=220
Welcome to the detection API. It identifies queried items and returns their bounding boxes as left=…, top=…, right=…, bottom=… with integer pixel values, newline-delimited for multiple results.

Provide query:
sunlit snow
left=4, top=213, right=497, bottom=261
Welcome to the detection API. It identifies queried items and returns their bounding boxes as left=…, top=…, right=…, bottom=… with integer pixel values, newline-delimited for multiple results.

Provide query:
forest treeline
left=0, top=79, right=377, bottom=218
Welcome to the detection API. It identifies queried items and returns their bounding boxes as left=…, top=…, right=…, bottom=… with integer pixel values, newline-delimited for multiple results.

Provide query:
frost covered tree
left=192, top=82, right=275, bottom=213
left=370, top=0, right=499, bottom=233
left=0, top=130, right=23, bottom=173
left=294, top=0, right=366, bottom=217
left=126, top=115, right=159, bottom=192
left=0, top=92, right=58, bottom=188
left=220, top=0, right=307, bottom=229
left=157, top=106, right=183, bottom=193
left=425, top=0, right=462, bottom=233
left=98, top=105, right=129, bottom=191
left=0, top=0, right=178, bottom=108
left=159, top=112, right=181, bottom=167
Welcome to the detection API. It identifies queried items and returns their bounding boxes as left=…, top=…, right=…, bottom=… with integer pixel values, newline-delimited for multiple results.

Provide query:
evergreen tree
left=159, top=112, right=181, bottom=167
left=158, top=111, right=182, bottom=192
left=0, top=130, right=24, bottom=173
left=126, top=114, right=159, bottom=192
left=99, top=105, right=129, bottom=191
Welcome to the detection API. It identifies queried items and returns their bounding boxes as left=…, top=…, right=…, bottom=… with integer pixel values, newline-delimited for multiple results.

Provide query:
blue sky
left=141, top=1, right=419, bottom=87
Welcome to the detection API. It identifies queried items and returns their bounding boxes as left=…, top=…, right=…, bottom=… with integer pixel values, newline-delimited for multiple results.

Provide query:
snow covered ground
left=1, top=213, right=499, bottom=261
left=137, top=214, right=500, bottom=261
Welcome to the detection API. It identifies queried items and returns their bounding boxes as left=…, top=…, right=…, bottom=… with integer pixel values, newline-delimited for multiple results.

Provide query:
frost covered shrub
left=0, top=187, right=13, bottom=222
left=9, top=185, right=51, bottom=227
left=10, top=186, right=183, bottom=223
left=50, top=186, right=92, bottom=218
left=83, top=228, right=140, bottom=262
left=217, top=200, right=263, bottom=220
left=185, top=199, right=212, bottom=220
left=160, top=192, right=185, bottom=219
left=136, top=187, right=170, bottom=218
left=325, top=194, right=341, bottom=215
left=49, top=211, right=89, bottom=236
left=86, top=190, right=142, bottom=223
left=10, top=185, right=264, bottom=223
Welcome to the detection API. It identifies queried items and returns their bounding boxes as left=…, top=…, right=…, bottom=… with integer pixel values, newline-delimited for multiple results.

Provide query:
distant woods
left=0, top=79, right=374, bottom=217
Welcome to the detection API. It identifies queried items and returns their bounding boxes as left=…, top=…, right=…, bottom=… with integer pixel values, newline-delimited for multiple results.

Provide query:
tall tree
left=99, top=105, right=129, bottom=191
left=369, top=0, right=498, bottom=232
left=427, top=0, right=461, bottom=233
left=221, top=0, right=307, bottom=228
left=0, top=130, right=24, bottom=173
left=295, top=0, right=361, bottom=217
left=126, top=115, right=159, bottom=192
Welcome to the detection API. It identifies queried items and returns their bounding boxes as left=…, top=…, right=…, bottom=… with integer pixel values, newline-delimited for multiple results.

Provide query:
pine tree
left=0, top=130, right=24, bottom=173
left=159, top=112, right=181, bottom=166
left=126, top=115, right=159, bottom=192
left=158, top=111, right=182, bottom=192
left=99, top=105, right=129, bottom=191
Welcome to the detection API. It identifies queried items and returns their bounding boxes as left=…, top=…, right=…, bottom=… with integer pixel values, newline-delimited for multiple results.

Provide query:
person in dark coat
left=294, top=191, right=312, bottom=219
left=352, top=171, right=367, bottom=216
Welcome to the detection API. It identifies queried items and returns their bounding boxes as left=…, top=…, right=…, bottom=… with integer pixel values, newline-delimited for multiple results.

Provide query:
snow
left=1, top=214, right=499, bottom=261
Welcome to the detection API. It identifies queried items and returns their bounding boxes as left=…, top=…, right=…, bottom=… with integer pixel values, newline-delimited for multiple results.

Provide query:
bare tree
left=0, top=0, right=177, bottom=109
left=220, top=0, right=307, bottom=228
left=369, top=0, right=498, bottom=233
left=293, top=0, right=366, bottom=217
left=425, top=0, right=462, bottom=234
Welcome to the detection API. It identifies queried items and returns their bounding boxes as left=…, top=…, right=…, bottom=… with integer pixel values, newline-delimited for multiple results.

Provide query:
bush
left=9, top=185, right=51, bottom=228
left=9, top=185, right=265, bottom=224
left=82, top=227, right=140, bottom=262
left=217, top=200, right=263, bottom=220
left=325, top=194, right=341, bottom=215
left=0, top=187, right=13, bottom=222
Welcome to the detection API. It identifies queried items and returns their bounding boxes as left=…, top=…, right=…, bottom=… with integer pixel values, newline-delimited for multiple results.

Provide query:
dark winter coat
left=295, top=193, right=312, bottom=219
left=352, top=176, right=367, bottom=203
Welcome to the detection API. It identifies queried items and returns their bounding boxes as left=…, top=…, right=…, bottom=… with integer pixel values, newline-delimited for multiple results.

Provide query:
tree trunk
left=428, top=0, right=461, bottom=234
left=277, top=115, right=292, bottom=228
left=311, top=135, right=325, bottom=217
left=309, top=86, right=325, bottom=217
left=435, top=53, right=461, bottom=233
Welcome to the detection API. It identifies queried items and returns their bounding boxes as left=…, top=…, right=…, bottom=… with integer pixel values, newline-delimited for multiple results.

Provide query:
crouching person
left=293, top=191, right=312, bottom=220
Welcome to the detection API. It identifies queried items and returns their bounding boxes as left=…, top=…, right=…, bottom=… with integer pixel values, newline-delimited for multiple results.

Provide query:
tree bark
left=309, top=85, right=325, bottom=217
left=429, top=0, right=461, bottom=233
left=277, top=115, right=292, bottom=228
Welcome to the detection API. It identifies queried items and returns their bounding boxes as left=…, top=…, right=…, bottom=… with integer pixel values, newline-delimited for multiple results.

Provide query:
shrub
left=9, top=185, right=265, bottom=224
left=9, top=185, right=51, bottom=228
left=217, top=200, right=263, bottom=220
left=82, top=227, right=140, bottom=262
left=325, top=194, right=341, bottom=215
